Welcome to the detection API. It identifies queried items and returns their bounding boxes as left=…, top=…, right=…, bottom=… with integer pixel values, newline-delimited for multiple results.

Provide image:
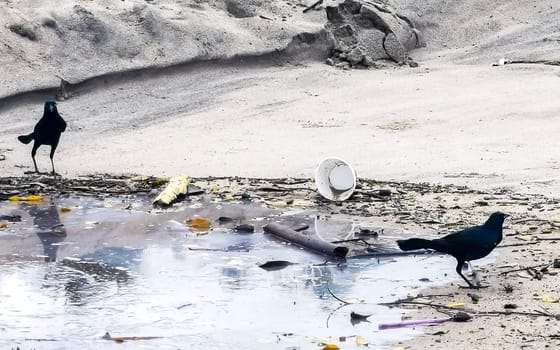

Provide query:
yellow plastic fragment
left=446, top=302, right=465, bottom=308
left=186, top=217, right=211, bottom=231
left=292, top=199, right=314, bottom=207
left=152, top=177, right=166, bottom=186
left=540, top=295, right=559, bottom=303
left=60, top=207, right=72, bottom=213
left=322, top=345, right=340, bottom=350
left=8, top=195, right=43, bottom=202
left=355, top=335, right=368, bottom=346
left=267, top=200, right=288, bottom=208
left=0, top=221, right=7, bottom=229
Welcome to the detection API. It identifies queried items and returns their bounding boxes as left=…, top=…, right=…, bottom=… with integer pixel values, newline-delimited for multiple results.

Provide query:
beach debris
left=218, top=216, right=234, bottom=224
left=235, top=224, right=255, bottom=233
left=376, top=189, right=392, bottom=197
left=332, top=237, right=375, bottom=248
left=303, top=0, right=323, bottom=13
left=322, top=344, right=340, bottom=350
left=431, top=330, right=449, bottom=336
left=504, top=303, right=518, bottom=309
left=350, top=311, right=370, bottom=320
left=378, top=312, right=471, bottom=330
left=495, top=57, right=510, bottom=66
left=355, top=335, right=368, bottom=346
left=0, top=221, right=7, bottom=229
left=264, top=222, right=349, bottom=258
left=267, top=200, right=288, bottom=208
left=186, top=217, right=211, bottom=232
left=502, top=284, right=515, bottom=293
left=153, top=175, right=190, bottom=206
left=308, top=335, right=367, bottom=346
left=259, top=260, right=295, bottom=271
left=102, top=332, right=162, bottom=343
left=8, top=195, right=43, bottom=202
left=446, top=302, right=466, bottom=308
left=517, top=270, right=533, bottom=279
left=539, top=295, right=559, bottom=304
left=0, top=215, right=21, bottom=222
left=492, top=58, right=560, bottom=67
left=291, top=199, right=314, bottom=207
left=350, top=311, right=370, bottom=325
left=355, top=228, right=380, bottom=237
left=60, top=207, right=71, bottom=213
left=315, top=157, right=357, bottom=201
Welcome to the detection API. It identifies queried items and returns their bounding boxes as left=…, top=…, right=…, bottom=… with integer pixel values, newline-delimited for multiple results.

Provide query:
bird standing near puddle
left=18, top=100, right=67, bottom=175
left=397, top=212, right=508, bottom=289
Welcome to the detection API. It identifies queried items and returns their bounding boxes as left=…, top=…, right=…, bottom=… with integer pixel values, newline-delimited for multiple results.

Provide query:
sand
left=1, top=0, right=560, bottom=348
left=1, top=60, right=559, bottom=197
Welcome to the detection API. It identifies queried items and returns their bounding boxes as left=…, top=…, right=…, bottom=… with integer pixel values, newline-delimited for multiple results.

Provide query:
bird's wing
left=56, top=115, right=67, bottom=132
left=441, top=226, right=498, bottom=249
left=33, top=116, right=47, bottom=133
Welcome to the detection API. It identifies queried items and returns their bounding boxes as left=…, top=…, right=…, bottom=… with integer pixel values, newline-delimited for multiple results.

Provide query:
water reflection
left=220, top=266, right=248, bottom=289
left=21, top=200, right=66, bottom=262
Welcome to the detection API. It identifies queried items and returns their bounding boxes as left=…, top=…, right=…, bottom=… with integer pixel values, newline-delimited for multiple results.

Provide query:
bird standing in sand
left=18, top=101, right=67, bottom=175
left=397, top=212, right=507, bottom=288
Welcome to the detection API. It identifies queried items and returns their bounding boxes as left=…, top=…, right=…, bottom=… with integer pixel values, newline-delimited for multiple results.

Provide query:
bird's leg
left=50, top=157, right=56, bottom=176
left=31, top=143, right=40, bottom=173
left=455, top=260, right=488, bottom=289
left=455, top=260, right=480, bottom=289
left=466, top=261, right=479, bottom=281
left=467, top=262, right=489, bottom=289
left=49, top=147, right=58, bottom=176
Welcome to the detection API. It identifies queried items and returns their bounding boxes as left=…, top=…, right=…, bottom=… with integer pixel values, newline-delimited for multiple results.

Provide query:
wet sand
left=1, top=175, right=559, bottom=349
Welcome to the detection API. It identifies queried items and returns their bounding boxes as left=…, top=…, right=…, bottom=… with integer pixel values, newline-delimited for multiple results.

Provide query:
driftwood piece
left=303, top=0, right=323, bottom=13
left=492, top=59, right=560, bottom=68
left=263, top=222, right=348, bottom=258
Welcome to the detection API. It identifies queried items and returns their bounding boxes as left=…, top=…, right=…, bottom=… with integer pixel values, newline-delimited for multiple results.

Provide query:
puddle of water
left=0, top=195, right=460, bottom=349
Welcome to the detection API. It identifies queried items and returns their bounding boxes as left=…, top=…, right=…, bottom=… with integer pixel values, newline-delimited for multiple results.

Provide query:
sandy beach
left=1, top=0, right=560, bottom=348
left=2, top=60, right=559, bottom=197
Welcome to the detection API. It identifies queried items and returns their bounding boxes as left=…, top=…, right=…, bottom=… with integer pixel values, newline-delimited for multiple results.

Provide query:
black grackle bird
left=18, top=101, right=67, bottom=174
left=397, top=212, right=507, bottom=288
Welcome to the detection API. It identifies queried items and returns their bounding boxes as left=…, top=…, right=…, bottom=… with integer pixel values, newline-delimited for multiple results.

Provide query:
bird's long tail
left=18, top=133, right=34, bottom=144
left=397, top=238, right=441, bottom=251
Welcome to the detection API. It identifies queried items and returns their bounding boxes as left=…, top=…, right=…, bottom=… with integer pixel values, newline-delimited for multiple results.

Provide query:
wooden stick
left=498, top=262, right=552, bottom=275
left=498, top=242, right=539, bottom=248
left=303, top=0, right=323, bottom=13
left=263, top=222, right=348, bottom=258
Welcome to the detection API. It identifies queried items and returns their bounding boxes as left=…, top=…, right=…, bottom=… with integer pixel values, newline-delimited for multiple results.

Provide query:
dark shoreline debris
left=264, top=222, right=349, bottom=258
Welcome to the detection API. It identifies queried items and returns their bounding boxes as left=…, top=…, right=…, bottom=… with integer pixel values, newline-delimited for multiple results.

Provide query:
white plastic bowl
left=314, top=157, right=357, bottom=201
